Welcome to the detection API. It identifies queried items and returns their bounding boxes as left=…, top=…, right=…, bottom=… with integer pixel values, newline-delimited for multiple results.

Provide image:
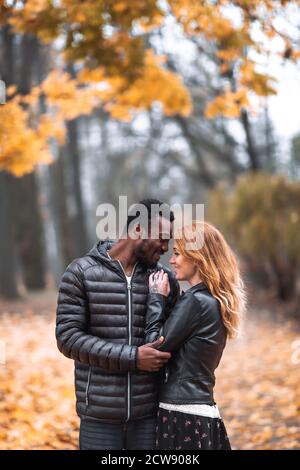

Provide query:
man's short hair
left=126, top=198, right=174, bottom=233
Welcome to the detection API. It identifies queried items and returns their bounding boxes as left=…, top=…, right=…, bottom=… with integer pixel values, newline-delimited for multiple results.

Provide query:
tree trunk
left=270, top=258, right=297, bottom=301
left=275, top=268, right=296, bottom=301
left=0, top=26, right=19, bottom=298
left=48, top=148, right=79, bottom=268
left=0, top=172, right=19, bottom=298
left=12, top=34, right=47, bottom=290
left=64, top=64, right=90, bottom=255
left=11, top=172, right=46, bottom=289
left=240, top=109, right=261, bottom=171
left=65, top=117, right=90, bottom=255
left=264, top=105, right=276, bottom=172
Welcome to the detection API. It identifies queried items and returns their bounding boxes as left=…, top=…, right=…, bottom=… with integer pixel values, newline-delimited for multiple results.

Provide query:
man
left=56, top=199, right=179, bottom=450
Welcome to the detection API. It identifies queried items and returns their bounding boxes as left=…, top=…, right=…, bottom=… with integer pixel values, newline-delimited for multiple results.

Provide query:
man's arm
left=56, top=261, right=170, bottom=372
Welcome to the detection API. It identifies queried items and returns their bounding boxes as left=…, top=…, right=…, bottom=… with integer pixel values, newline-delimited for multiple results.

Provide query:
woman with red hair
left=145, top=221, right=246, bottom=450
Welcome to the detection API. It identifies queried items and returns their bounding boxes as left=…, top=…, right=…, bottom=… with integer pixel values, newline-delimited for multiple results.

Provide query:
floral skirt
left=156, top=407, right=231, bottom=450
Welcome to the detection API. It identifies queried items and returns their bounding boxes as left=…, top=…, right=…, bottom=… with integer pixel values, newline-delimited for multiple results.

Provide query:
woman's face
left=169, top=243, right=197, bottom=282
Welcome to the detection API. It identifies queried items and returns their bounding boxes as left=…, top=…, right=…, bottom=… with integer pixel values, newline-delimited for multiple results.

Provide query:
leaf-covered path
left=0, top=291, right=299, bottom=449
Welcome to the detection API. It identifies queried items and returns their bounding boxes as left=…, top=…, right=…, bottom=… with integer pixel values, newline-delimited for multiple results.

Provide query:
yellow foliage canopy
left=1, top=0, right=300, bottom=174
left=0, top=99, right=52, bottom=176
left=0, top=49, right=192, bottom=175
left=104, top=51, right=192, bottom=120
left=205, top=88, right=250, bottom=119
left=240, top=61, right=277, bottom=97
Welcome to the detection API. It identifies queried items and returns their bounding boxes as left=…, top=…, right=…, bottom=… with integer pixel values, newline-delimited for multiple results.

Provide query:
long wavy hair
left=175, top=221, right=246, bottom=339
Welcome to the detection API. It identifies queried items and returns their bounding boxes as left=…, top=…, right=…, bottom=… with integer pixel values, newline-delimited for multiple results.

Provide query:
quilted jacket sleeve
left=55, top=261, right=137, bottom=372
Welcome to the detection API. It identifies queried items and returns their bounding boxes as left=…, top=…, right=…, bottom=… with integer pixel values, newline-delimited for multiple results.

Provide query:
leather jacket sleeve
left=145, top=292, right=201, bottom=352
left=56, top=261, right=138, bottom=372
left=144, top=293, right=167, bottom=343
left=144, top=268, right=180, bottom=344
left=163, top=270, right=180, bottom=318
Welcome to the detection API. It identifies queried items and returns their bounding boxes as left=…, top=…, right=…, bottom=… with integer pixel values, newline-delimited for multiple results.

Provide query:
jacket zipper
left=117, top=260, right=138, bottom=422
left=85, top=366, right=92, bottom=407
left=164, top=365, right=169, bottom=383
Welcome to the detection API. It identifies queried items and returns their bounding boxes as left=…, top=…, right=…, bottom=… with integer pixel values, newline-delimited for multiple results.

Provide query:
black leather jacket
left=56, top=240, right=179, bottom=423
left=145, top=283, right=227, bottom=405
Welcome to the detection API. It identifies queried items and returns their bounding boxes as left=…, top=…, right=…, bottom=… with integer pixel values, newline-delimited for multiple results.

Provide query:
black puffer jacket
left=56, top=240, right=179, bottom=423
left=145, top=283, right=227, bottom=405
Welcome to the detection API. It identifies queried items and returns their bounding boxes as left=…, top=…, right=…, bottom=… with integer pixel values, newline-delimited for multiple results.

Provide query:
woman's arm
left=144, top=270, right=171, bottom=343
left=145, top=271, right=201, bottom=351
left=157, top=292, right=201, bottom=352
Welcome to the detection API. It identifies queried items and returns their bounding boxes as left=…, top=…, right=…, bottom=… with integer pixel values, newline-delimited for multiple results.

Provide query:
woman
left=145, top=221, right=246, bottom=450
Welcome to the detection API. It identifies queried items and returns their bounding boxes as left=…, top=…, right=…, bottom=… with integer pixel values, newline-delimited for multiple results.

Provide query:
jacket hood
left=85, top=240, right=119, bottom=272
left=87, top=239, right=115, bottom=261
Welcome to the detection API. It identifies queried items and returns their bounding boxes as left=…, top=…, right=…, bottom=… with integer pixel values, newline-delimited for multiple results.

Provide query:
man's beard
left=135, top=242, right=158, bottom=269
left=139, top=256, right=157, bottom=269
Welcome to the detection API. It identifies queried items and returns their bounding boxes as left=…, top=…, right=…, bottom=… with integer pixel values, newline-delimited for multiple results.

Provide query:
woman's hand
left=149, top=270, right=170, bottom=297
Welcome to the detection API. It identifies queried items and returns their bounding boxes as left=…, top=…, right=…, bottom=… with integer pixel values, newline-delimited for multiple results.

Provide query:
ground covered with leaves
left=0, top=290, right=299, bottom=450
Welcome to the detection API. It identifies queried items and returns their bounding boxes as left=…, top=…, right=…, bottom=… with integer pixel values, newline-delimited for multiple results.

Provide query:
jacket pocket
left=85, top=366, right=93, bottom=408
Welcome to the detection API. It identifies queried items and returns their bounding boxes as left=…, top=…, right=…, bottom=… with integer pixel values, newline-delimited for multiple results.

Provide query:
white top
left=159, top=402, right=221, bottom=419
left=107, top=251, right=133, bottom=283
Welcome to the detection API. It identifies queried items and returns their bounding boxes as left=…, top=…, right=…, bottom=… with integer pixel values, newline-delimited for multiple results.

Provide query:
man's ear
left=128, top=223, right=140, bottom=240
left=129, top=223, right=146, bottom=240
left=136, top=223, right=147, bottom=239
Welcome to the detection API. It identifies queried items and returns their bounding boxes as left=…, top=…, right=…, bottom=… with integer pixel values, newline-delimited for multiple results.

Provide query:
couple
left=56, top=199, right=245, bottom=450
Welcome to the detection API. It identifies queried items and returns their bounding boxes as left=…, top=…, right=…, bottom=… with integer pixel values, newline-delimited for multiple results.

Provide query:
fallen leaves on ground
left=0, top=290, right=299, bottom=449
left=215, top=299, right=300, bottom=450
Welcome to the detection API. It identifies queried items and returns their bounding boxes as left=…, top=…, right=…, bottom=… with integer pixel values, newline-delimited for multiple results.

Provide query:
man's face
left=134, top=217, right=173, bottom=268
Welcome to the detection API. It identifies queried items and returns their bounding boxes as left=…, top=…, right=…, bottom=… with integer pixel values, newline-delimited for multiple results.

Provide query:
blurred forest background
left=0, top=0, right=299, bottom=449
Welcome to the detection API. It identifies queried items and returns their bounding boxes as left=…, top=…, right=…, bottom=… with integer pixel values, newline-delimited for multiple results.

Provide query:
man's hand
left=137, top=336, right=171, bottom=372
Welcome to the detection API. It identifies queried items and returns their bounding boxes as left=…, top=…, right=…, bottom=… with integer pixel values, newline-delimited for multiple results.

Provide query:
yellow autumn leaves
left=205, top=60, right=277, bottom=118
left=205, top=88, right=250, bottom=119
left=1, top=289, right=299, bottom=449
left=0, top=50, right=191, bottom=175
left=0, top=100, right=52, bottom=177
left=1, top=0, right=300, bottom=175
left=104, top=51, right=192, bottom=121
